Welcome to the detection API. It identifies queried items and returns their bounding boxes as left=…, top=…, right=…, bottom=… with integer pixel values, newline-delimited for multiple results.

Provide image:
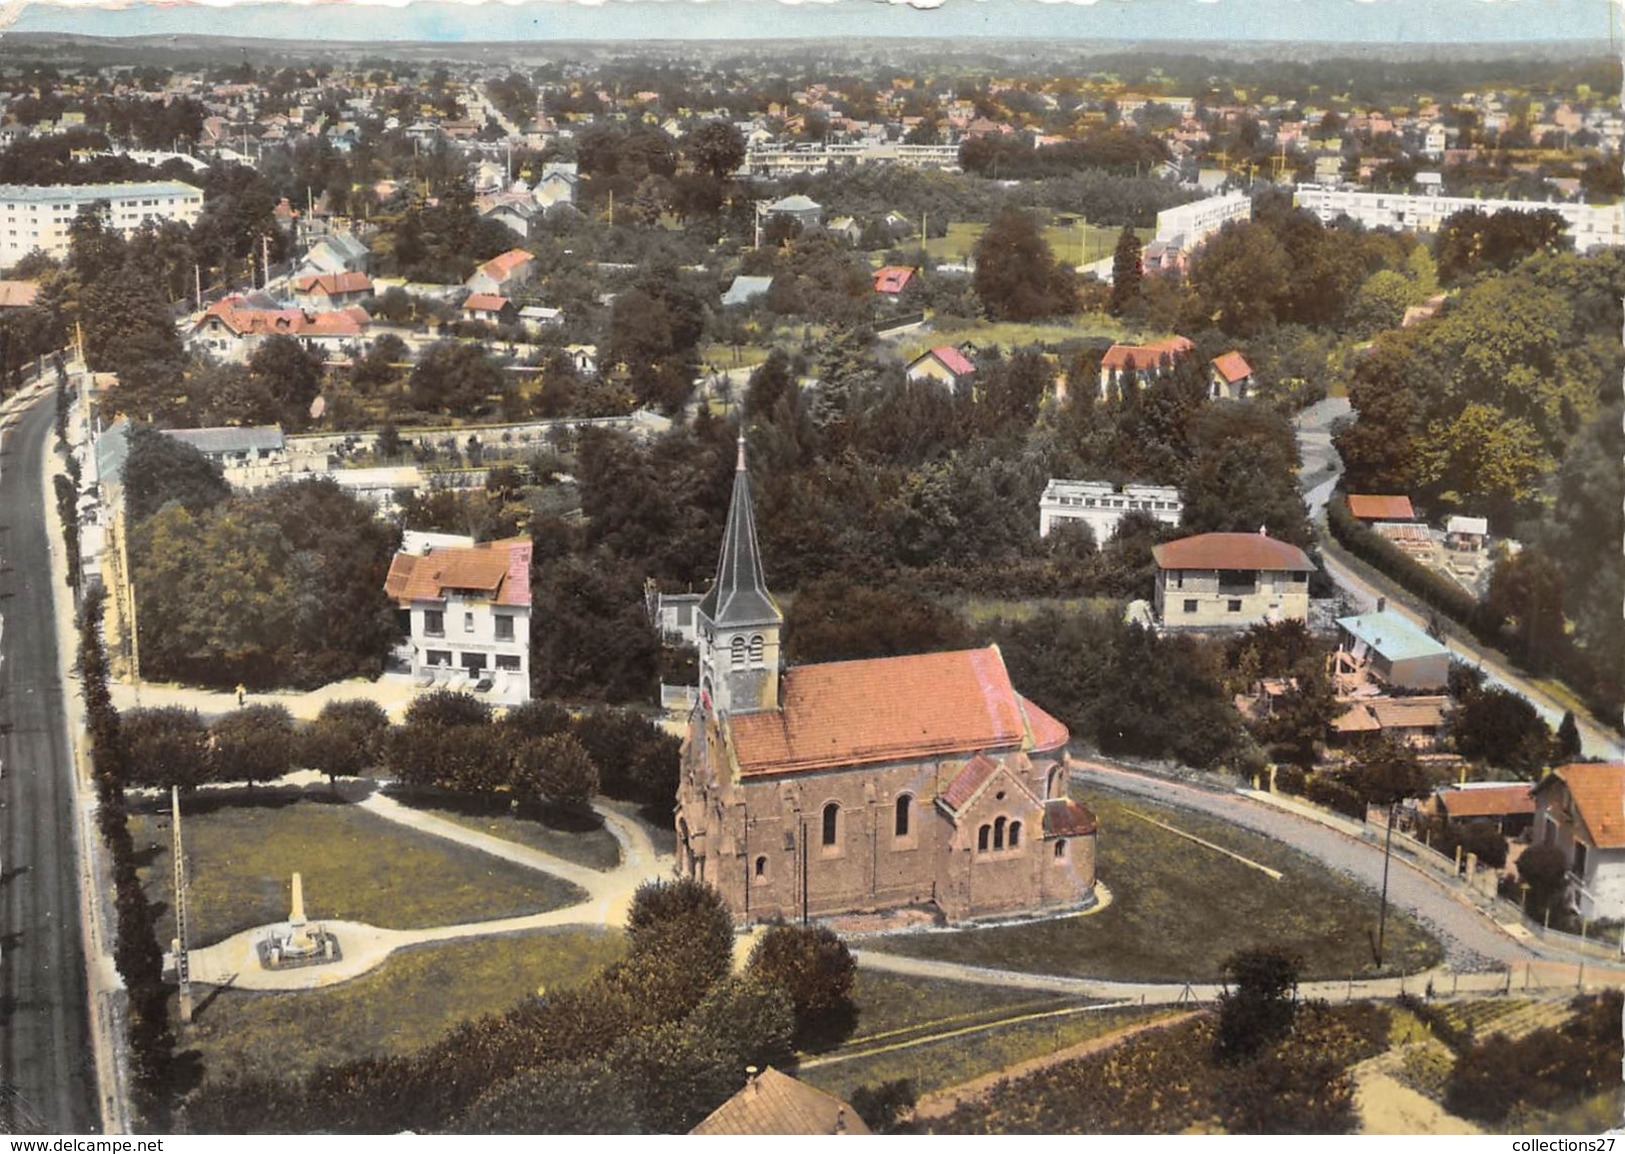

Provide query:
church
left=674, top=437, right=1099, bottom=926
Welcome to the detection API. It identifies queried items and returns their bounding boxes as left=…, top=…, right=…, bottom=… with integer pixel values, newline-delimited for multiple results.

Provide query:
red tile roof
left=873, top=265, right=915, bottom=294
left=1210, top=350, right=1253, bottom=383
left=730, top=645, right=1051, bottom=775
left=940, top=753, right=1001, bottom=815
left=1536, top=763, right=1625, bottom=849
left=385, top=537, right=531, bottom=609
left=463, top=293, right=511, bottom=313
left=919, top=346, right=974, bottom=377
left=1347, top=494, right=1417, bottom=521
left=475, top=248, right=534, bottom=280
left=1044, top=798, right=1098, bottom=838
left=1152, top=533, right=1316, bottom=573
left=1437, top=784, right=1535, bottom=820
left=1102, top=336, right=1193, bottom=372
left=195, top=297, right=364, bottom=339
left=293, top=271, right=372, bottom=296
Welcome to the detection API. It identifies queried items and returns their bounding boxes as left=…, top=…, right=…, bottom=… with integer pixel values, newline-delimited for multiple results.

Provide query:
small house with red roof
left=1532, top=763, right=1625, bottom=919
left=904, top=345, right=976, bottom=394
left=462, top=293, right=515, bottom=325
left=872, top=265, right=916, bottom=298
left=1098, top=335, right=1194, bottom=399
left=290, top=270, right=374, bottom=310
left=1432, top=783, right=1536, bottom=838
left=465, top=247, right=537, bottom=296
left=1346, top=494, right=1418, bottom=523
left=675, top=437, right=1098, bottom=925
left=384, top=533, right=533, bottom=704
left=1152, top=530, right=1316, bottom=629
left=1209, top=350, right=1254, bottom=401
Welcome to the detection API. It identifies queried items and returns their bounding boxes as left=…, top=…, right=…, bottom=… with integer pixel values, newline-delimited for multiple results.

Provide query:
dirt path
left=1351, top=1050, right=1483, bottom=1135
left=909, top=1011, right=1202, bottom=1122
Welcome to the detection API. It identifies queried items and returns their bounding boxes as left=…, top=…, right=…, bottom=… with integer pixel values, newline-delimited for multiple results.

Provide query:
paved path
left=110, top=675, right=426, bottom=723
left=184, top=791, right=674, bottom=992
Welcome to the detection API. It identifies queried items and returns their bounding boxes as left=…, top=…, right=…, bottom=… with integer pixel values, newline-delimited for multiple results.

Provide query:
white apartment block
left=1154, top=192, right=1252, bottom=247
left=741, top=141, right=962, bottom=178
left=1293, top=184, right=1625, bottom=251
left=1039, top=480, right=1183, bottom=542
left=0, top=181, right=205, bottom=269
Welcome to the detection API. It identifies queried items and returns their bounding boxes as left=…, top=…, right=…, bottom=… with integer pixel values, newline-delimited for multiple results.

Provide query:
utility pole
left=171, top=787, right=193, bottom=1023
left=194, top=263, right=201, bottom=311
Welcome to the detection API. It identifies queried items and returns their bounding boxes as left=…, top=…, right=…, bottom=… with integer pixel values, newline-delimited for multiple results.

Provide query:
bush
left=1274, top=764, right=1307, bottom=795
left=1304, top=775, right=1367, bottom=821
left=745, top=923, right=858, bottom=1051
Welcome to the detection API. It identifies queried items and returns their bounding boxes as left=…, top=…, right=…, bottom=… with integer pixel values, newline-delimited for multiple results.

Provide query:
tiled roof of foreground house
left=1210, top=350, right=1253, bottom=383
left=1101, top=335, right=1193, bottom=372
left=474, top=248, right=534, bottom=280
left=1152, top=532, right=1316, bottom=573
left=1535, top=763, right=1625, bottom=849
left=728, top=645, right=1068, bottom=775
left=1436, top=783, right=1535, bottom=820
left=690, top=1067, right=869, bottom=1135
left=384, top=537, right=532, bottom=608
left=1347, top=494, right=1417, bottom=521
left=196, top=296, right=366, bottom=337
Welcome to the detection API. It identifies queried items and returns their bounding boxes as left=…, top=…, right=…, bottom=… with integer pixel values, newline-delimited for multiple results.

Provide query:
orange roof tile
left=1437, top=784, right=1535, bottom=820
left=691, top=1067, right=869, bottom=1135
left=1152, top=532, right=1316, bottom=573
left=476, top=248, right=534, bottom=280
left=1022, top=695, right=1069, bottom=754
left=385, top=537, right=531, bottom=609
left=940, top=753, right=1001, bottom=814
left=1347, top=494, right=1417, bottom=521
left=1044, top=798, right=1098, bottom=838
left=729, top=646, right=1033, bottom=775
left=1211, top=350, right=1253, bottom=383
left=873, top=265, right=915, bottom=294
left=1537, top=763, right=1625, bottom=849
left=464, top=293, right=511, bottom=312
left=1102, top=336, right=1193, bottom=372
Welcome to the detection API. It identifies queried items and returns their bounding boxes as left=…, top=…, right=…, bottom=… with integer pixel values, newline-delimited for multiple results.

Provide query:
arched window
left=1054, top=839, right=1068, bottom=860
left=978, top=824, right=991, bottom=852
left=1049, top=767, right=1066, bottom=799
left=822, top=802, right=839, bottom=847
left=748, top=634, right=764, bottom=664
left=730, top=636, right=747, bottom=666
left=1008, top=821, right=1022, bottom=849
left=754, top=855, right=768, bottom=879
left=894, top=794, right=912, bottom=839
left=993, top=816, right=1007, bottom=851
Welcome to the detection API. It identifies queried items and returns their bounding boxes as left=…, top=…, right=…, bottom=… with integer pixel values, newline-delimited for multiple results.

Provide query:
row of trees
left=178, top=881, right=858, bottom=1133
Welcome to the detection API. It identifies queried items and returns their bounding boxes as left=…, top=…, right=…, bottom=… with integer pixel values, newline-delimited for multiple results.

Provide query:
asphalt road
left=0, top=390, right=95, bottom=1133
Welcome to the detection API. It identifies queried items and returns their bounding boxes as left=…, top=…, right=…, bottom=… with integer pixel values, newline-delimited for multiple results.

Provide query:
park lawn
left=861, top=787, right=1442, bottom=982
left=387, top=791, right=621, bottom=871
left=130, top=795, right=588, bottom=948
left=946, top=596, right=1122, bottom=627
left=180, top=928, right=626, bottom=1085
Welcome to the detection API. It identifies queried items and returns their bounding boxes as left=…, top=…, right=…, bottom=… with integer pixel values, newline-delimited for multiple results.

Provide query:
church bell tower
left=696, top=434, right=781, bottom=716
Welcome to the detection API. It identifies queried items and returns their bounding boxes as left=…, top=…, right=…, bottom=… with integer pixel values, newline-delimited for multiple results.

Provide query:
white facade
left=1039, top=480, right=1183, bottom=542
left=1294, top=184, right=1625, bottom=251
left=1153, top=192, right=1252, bottom=247
left=0, top=181, right=204, bottom=268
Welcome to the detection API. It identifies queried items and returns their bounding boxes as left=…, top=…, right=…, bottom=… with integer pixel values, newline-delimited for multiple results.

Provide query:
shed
left=1335, top=610, right=1450, bottom=690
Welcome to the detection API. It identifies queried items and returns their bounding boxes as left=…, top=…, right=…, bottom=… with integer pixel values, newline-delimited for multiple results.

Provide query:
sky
left=5, top=0, right=1620, bottom=44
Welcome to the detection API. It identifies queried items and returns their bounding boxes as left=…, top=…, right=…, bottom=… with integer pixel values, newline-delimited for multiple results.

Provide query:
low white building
left=1039, top=480, right=1182, bottom=542
left=384, top=534, right=533, bottom=705
left=1531, top=763, right=1625, bottom=920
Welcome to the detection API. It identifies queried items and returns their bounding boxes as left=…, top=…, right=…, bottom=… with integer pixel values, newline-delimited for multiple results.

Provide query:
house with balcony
left=1530, top=763, right=1625, bottom=920
left=385, top=532, right=533, bottom=705
left=1038, top=479, right=1182, bottom=542
left=1152, top=531, right=1315, bottom=630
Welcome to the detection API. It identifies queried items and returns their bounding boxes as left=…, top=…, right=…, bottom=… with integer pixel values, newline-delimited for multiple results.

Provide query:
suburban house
left=517, top=305, right=562, bottom=332
left=0, top=280, right=40, bottom=310
left=1151, top=531, right=1315, bottom=629
left=765, top=194, right=824, bottom=230
left=1432, top=782, right=1536, bottom=838
left=185, top=296, right=368, bottom=363
left=296, top=231, right=371, bottom=278
left=466, top=248, right=537, bottom=296
left=904, top=346, right=976, bottom=393
left=1098, top=336, right=1194, bottom=399
left=384, top=533, right=533, bottom=705
left=1208, top=350, right=1255, bottom=400
left=289, top=271, right=374, bottom=310
left=674, top=438, right=1099, bottom=926
left=1445, top=515, right=1489, bottom=552
left=1333, top=609, right=1451, bottom=691
left=1038, top=479, right=1183, bottom=542
left=534, top=162, right=579, bottom=209
left=1347, top=494, right=1418, bottom=523
left=1530, top=763, right=1625, bottom=920
left=1330, top=696, right=1452, bottom=751
left=872, top=265, right=916, bottom=297
left=462, top=293, right=515, bottom=325
left=690, top=1067, right=869, bottom=1136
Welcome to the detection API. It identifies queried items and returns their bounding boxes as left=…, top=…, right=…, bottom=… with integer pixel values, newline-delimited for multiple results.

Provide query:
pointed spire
left=698, top=432, right=780, bottom=629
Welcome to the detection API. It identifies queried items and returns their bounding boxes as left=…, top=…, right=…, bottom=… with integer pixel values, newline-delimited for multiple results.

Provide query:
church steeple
left=697, top=433, right=781, bottom=716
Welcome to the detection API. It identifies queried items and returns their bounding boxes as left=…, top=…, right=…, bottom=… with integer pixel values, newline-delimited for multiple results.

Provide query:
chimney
left=746, top=1066, right=760, bottom=1095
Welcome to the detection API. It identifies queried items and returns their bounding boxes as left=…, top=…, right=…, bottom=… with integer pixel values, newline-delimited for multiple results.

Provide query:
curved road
left=0, top=387, right=95, bottom=1132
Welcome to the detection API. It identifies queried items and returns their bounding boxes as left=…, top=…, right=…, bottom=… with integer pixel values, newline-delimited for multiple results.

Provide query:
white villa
left=385, top=532, right=533, bottom=704
left=1038, top=480, right=1183, bottom=542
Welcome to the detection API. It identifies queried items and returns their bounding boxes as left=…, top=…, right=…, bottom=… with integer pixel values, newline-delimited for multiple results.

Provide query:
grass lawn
left=180, top=928, right=626, bottom=1085
left=386, top=789, right=621, bottom=871
left=802, top=967, right=1169, bottom=1103
left=922, top=221, right=1148, bottom=268
left=894, top=316, right=1131, bottom=362
left=946, top=595, right=1122, bottom=626
left=861, top=786, right=1442, bottom=982
left=131, top=794, right=588, bottom=948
